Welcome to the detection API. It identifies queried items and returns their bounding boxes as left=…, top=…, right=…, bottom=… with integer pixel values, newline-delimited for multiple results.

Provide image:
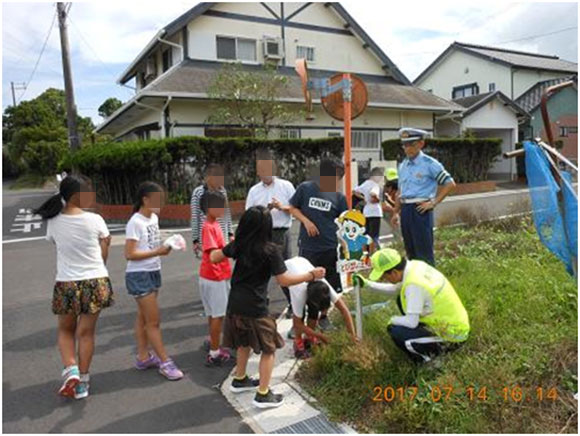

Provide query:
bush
left=62, top=136, right=344, bottom=205
left=382, top=137, right=502, bottom=183
left=21, top=140, right=69, bottom=176
left=2, top=148, right=24, bottom=179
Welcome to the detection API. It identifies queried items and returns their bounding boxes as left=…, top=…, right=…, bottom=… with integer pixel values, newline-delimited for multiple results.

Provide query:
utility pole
left=56, top=2, right=81, bottom=150
left=10, top=82, right=26, bottom=107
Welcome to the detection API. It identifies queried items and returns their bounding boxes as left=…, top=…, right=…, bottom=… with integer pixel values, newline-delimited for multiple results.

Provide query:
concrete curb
left=219, top=309, right=357, bottom=434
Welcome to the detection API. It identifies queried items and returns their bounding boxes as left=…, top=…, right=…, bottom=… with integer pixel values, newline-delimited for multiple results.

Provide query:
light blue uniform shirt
left=398, top=151, right=453, bottom=200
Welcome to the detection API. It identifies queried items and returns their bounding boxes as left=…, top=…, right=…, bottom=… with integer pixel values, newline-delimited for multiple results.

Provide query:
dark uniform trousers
left=400, top=204, right=435, bottom=266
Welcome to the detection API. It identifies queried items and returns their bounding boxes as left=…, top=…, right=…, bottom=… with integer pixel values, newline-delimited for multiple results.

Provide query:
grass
left=9, top=173, right=52, bottom=190
left=297, top=217, right=578, bottom=433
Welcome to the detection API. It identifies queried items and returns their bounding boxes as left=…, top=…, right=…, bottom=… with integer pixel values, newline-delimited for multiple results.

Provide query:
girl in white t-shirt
left=35, top=174, right=114, bottom=400
left=124, top=182, right=183, bottom=381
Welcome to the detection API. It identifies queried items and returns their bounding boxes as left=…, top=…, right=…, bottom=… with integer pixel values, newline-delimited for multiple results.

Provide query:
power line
left=67, top=15, right=133, bottom=99
left=493, top=26, right=577, bottom=45
left=17, top=10, right=58, bottom=103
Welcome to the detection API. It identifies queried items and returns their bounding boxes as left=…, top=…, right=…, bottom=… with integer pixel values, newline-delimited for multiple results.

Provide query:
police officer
left=391, top=128, right=455, bottom=266
left=353, top=248, right=469, bottom=363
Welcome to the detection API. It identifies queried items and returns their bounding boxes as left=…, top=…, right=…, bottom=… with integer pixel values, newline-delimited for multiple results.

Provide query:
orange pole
left=343, top=73, right=352, bottom=209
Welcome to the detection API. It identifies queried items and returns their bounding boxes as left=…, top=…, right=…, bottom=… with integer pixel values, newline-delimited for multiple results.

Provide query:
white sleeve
left=290, top=284, right=308, bottom=318
left=245, top=186, right=255, bottom=210
left=125, top=217, right=140, bottom=241
left=95, top=214, right=110, bottom=239
left=46, top=220, right=54, bottom=242
left=404, top=285, right=425, bottom=315
left=366, top=280, right=400, bottom=295
left=390, top=314, right=420, bottom=328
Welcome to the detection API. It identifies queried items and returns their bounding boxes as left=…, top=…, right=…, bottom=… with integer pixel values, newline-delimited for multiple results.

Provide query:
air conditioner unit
left=145, top=58, right=157, bottom=79
left=263, top=38, right=283, bottom=60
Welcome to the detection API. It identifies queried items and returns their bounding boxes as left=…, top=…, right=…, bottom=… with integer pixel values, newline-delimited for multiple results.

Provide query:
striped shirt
left=190, top=185, right=233, bottom=243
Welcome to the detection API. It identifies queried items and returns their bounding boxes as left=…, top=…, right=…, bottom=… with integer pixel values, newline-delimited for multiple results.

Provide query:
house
left=96, top=2, right=463, bottom=162
left=435, top=91, right=530, bottom=180
left=413, top=41, right=577, bottom=178
left=414, top=41, right=577, bottom=101
left=515, top=76, right=578, bottom=163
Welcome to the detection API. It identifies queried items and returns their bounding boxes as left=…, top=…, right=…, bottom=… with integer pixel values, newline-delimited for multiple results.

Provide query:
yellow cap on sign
left=337, top=209, right=366, bottom=227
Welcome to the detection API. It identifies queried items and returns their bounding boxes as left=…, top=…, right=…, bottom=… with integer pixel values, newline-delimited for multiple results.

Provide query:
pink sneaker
left=159, top=358, right=183, bottom=380
left=135, top=353, right=161, bottom=370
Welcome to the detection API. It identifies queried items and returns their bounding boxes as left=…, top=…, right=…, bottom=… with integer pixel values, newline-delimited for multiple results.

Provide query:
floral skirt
left=52, top=277, right=114, bottom=316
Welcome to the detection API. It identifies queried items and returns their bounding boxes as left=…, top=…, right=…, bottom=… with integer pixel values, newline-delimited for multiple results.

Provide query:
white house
left=96, top=2, right=462, bottom=163
left=435, top=91, right=530, bottom=179
left=414, top=41, right=577, bottom=101
left=413, top=41, right=576, bottom=179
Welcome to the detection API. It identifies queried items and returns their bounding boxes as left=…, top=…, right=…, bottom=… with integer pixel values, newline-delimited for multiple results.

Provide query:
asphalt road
left=2, top=187, right=53, bottom=242
left=2, top=189, right=296, bottom=433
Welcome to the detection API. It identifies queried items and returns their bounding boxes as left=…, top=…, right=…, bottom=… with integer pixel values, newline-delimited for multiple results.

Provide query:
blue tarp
left=524, top=141, right=577, bottom=276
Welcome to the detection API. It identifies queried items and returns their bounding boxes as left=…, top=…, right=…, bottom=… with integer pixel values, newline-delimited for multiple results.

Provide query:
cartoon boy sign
left=335, top=210, right=373, bottom=283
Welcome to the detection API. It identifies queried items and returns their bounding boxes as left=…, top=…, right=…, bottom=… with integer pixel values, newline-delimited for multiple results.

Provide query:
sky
left=1, top=1, right=578, bottom=126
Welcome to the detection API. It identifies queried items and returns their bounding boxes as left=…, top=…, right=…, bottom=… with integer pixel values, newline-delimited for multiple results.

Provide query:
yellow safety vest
left=400, top=260, right=470, bottom=342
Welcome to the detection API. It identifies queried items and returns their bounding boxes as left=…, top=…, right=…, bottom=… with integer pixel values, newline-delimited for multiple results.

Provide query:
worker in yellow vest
left=353, top=248, right=469, bottom=362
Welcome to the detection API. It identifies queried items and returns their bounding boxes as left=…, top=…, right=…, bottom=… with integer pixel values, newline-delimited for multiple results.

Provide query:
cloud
left=2, top=1, right=578, bottom=125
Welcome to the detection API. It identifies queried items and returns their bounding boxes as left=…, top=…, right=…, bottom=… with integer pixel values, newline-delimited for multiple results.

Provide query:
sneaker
left=205, top=349, right=231, bottom=367
left=253, top=389, right=284, bottom=409
left=135, top=352, right=161, bottom=370
left=230, top=375, right=260, bottom=393
left=74, top=379, right=89, bottom=400
left=318, top=316, right=333, bottom=331
left=158, top=358, right=184, bottom=380
left=58, top=365, right=80, bottom=398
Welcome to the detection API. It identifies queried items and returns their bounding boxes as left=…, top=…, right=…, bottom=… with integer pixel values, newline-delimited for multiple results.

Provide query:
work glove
left=352, top=273, right=368, bottom=288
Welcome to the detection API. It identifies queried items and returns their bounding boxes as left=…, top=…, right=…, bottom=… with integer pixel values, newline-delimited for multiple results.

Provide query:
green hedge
left=382, top=137, right=502, bottom=183
left=61, top=136, right=343, bottom=205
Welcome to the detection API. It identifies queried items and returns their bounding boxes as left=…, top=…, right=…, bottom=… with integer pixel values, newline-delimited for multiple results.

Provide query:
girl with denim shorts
left=125, top=182, right=183, bottom=380
left=35, top=174, right=114, bottom=400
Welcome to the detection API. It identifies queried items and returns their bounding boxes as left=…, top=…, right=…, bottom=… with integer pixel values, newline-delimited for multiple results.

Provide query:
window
left=452, top=83, right=479, bottom=99
left=352, top=130, right=380, bottom=149
left=296, top=45, right=315, bottom=62
left=489, top=83, right=496, bottom=92
left=328, top=131, right=342, bottom=138
left=216, top=36, right=256, bottom=61
left=560, top=126, right=577, bottom=137
left=280, top=128, right=300, bottom=139
left=162, top=49, right=172, bottom=72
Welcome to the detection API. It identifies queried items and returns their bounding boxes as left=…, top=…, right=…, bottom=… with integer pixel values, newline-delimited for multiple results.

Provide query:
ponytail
left=34, top=174, right=91, bottom=220
left=133, top=181, right=163, bottom=214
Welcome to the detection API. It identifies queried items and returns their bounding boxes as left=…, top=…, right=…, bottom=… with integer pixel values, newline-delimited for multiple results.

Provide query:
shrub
left=382, top=137, right=502, bottom=183
left=21, top=140, right=69, bottom=176
left=62, top=136, right=344, bottom=205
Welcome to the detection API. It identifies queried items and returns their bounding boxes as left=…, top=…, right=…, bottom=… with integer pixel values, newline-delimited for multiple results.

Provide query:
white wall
left=512, top=69, right=572, bottom=99
left=416, top=50, right=511, bottom=99
left=187, top=3, right=387, bottom=76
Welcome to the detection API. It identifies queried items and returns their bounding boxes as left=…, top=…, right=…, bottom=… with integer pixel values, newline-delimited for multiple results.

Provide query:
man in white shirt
left=353, top=248, right=469, bottom=363
left=285, top=256, right=357, bottom=358
left=246, top=148, right=296, bottom=315
left=353, top=167, right=384, bottom=250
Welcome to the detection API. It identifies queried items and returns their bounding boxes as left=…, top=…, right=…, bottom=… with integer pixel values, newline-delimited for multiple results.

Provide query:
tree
left=98, top=97, right=123, bottom=118
left=2, top=88, right=95, bottom=176
left=207, top=63, right=302, bottom=137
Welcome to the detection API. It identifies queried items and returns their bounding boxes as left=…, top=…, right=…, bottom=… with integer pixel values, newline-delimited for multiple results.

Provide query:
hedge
left=382, top=137, right=502, bottom=183
left=61, top=136, right=343, bottom=205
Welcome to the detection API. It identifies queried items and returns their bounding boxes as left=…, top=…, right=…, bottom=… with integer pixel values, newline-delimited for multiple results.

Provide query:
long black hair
left=230, top=206, right=278, bottom=264
left=34, top=174, right=91, bottom=220
left=133, top=181, right=164, bottom=213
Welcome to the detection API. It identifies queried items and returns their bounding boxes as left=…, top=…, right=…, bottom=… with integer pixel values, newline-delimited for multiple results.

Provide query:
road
left=2, top=190, right=292, bottom=433
left=3, top=185, right=536, bottom=433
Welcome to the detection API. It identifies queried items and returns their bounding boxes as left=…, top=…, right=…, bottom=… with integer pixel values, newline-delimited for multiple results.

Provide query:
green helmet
left=384, top=167, right=398, bottom=181
left=369, top=248, right=402, bottom=280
